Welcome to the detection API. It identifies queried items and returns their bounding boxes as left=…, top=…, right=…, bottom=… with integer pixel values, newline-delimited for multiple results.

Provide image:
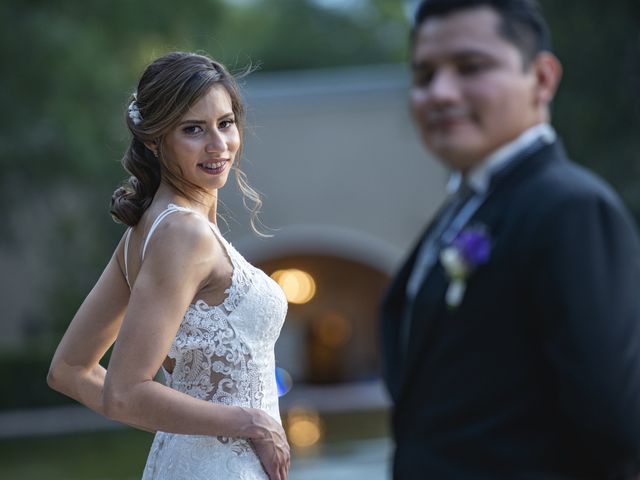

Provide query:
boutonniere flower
left=439, top=225, right=491, bottom=309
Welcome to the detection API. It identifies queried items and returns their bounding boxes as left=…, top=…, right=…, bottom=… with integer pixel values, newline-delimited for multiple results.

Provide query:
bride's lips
left=198, top=159, right=229, bottom=175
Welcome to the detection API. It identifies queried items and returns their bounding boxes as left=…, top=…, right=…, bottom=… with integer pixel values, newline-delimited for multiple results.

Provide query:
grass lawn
left=0, top=410, right=389, bottom=479
left=0, top=429, right=153, bottom=480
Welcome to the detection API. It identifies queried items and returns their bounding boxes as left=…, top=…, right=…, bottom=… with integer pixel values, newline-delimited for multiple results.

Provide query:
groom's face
left=410, top=6, right=544, bottom=173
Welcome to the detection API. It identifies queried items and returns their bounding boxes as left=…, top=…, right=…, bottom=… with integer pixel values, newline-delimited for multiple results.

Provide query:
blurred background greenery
left=0, top=0, right=638, bottom=418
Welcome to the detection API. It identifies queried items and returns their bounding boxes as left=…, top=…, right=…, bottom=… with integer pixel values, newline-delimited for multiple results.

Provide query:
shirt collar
left=447, top=123, right=556, bottom=195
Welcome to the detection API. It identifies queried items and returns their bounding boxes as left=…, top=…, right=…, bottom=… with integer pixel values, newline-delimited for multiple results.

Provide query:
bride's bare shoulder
left=146, top=210, right=217, bottom=261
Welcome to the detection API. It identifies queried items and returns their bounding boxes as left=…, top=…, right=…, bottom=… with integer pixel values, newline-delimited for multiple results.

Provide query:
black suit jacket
left=381, top=140, right=640, bottom=479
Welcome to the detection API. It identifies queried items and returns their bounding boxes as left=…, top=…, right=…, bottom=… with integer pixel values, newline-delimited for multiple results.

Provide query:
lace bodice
left=135, top=204, right=288, bottom=479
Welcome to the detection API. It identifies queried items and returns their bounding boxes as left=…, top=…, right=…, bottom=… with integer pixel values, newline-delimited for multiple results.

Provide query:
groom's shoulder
left=524, top=146, right=627, bottom=214
left=500, top=143, right=637, bottom=237
left=503, top=154, right=639, bottom=256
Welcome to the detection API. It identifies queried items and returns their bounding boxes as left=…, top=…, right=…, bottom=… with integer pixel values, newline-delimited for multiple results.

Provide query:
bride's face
left=162, top=85, right=240, bottom=192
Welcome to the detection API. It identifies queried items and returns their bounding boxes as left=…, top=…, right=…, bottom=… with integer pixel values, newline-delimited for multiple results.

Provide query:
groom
left=380, top=0, right=640, bottom=478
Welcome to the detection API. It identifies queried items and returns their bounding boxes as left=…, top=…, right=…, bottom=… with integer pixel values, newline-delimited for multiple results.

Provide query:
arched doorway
left=260, top=254, right=387, bottom=385
left=236, top=224, right=400, bottom=411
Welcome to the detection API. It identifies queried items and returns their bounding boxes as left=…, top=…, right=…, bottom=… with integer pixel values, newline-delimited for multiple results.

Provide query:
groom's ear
left=531, top=52, right=563, bottom=107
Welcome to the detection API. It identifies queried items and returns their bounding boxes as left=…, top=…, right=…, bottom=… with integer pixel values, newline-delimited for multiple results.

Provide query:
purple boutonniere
left=439, top=225, right=491, bottom=309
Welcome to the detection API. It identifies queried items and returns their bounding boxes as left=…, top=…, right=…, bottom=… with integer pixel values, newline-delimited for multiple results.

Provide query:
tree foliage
left=0, top=0, right=408, bottom=185
left=540, top=1, right=640, bottom=210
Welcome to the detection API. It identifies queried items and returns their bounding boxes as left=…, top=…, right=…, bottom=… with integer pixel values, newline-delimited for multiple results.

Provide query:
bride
left=47, top=51, right=290, bottom=480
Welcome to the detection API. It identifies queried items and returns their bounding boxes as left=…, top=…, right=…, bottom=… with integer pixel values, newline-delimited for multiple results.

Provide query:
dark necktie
left=399, top=183, right=476, bottom=351
left=406, top=182, right=476, bottom=296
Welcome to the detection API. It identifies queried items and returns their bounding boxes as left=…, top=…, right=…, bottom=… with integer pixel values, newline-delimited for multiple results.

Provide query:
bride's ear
left=144, top=141, right=159, bottom=158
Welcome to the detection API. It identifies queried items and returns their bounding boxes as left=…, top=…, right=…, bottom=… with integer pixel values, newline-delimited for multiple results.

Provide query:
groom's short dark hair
left=412, top=0, right=551, bottom=66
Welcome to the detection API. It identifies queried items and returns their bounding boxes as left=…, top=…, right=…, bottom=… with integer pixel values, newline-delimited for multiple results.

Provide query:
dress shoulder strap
left=141, top=203, right=228, bottom=261
left=123, top=227, right=133, bottom=289
left=141, top=207, right=182, bottom=260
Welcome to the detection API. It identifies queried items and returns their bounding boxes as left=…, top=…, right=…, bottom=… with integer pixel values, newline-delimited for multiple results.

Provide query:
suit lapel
left=381, top=203, right=454, bottom=400
left=380, top=245, right=419, bottom=399
left=395, top=141, right=567, bottom=400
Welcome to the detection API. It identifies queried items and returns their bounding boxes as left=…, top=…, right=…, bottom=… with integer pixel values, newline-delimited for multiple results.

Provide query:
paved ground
left=1, top=381, right=391, bottom=439
left=291, top=437, right=392, bottom=480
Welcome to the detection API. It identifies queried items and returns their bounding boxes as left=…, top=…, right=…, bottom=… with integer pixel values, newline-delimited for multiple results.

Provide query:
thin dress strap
left=142, top=207, right=182, bottom=261
left=123, top=227, right=133, bottom=289
left=126, top=205, right=221, bottom=289
left=166, top=205, right=230, bottom=258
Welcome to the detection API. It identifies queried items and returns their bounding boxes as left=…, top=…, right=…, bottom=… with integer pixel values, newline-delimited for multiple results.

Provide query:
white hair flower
left=128, top=93, right=142, bottom=125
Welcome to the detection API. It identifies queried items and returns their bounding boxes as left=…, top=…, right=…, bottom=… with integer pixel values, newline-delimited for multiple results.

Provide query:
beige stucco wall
left=220, top=64, right=448, bottom=268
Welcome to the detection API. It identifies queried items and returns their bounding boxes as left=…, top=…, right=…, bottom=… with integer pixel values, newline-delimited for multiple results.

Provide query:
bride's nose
left=205, top=131, right=226, bottom=153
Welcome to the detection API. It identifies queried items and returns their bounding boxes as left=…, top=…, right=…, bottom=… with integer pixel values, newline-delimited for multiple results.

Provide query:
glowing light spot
left=275, top=367, right=293, bottom=397
left=271, top=269, right=316, bottom=304
left=313, top=311, right=352, bottom=348
left=287, top=407, right=322, bottom=448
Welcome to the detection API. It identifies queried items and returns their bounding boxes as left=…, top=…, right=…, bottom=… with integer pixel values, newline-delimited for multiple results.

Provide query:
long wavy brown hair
left=110, top=51, right=262, bottom=232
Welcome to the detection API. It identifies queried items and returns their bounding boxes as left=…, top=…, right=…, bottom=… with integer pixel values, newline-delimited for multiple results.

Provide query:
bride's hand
left=240, top=408, right=290, bottom=480
left=252, top=427, right=290, bottom=480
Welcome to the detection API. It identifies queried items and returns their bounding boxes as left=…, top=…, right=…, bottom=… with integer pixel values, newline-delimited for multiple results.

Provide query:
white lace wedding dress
left=124, top=204, right=287, bottom=480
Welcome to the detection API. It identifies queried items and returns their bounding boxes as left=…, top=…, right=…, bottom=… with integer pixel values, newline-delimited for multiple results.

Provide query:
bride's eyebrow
left=177, top=112, right=235, bottom=126
left=177, top=119, right=206, bottom=126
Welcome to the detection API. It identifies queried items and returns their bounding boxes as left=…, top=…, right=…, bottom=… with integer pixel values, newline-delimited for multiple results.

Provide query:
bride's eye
left=219, top=118, right=236, bottom=129
left=183, top=125, right=203, bottom=135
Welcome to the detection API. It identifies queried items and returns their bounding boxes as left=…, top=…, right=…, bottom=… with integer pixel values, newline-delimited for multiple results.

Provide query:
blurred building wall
left=221, top=63, right=447, bottom=261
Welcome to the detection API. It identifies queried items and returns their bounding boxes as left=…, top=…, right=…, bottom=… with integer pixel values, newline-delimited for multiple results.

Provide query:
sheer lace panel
left=167, top=300, right=264, bottom=406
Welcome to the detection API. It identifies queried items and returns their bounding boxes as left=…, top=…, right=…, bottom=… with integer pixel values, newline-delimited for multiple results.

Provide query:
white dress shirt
left=447, top=122, right=557, bottom=196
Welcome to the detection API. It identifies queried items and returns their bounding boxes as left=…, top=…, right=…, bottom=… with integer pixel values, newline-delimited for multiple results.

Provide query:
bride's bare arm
left=47, top=233, right=129, bottom=416
left=47, top=233, right=155, bottom=432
